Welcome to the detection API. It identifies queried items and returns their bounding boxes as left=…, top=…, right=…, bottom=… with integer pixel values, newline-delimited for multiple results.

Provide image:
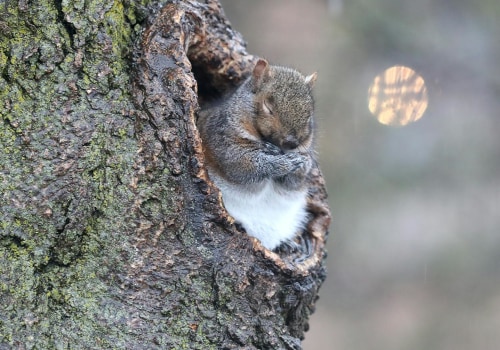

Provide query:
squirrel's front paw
left=263, top=142, right=283, bottom=156
left=274, top=153, right=312, bottom=190
left=297, top=153, right=313, bottom=175
left=272, top=152, right=305, bottom=176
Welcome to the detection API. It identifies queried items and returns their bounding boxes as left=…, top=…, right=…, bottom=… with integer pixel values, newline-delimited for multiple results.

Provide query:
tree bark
left=0, top=0, right=330, bottom=349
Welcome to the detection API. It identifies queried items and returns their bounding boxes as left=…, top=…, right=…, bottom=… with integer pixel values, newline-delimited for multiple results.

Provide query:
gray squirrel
left=197, top=59, right=317, bottom=250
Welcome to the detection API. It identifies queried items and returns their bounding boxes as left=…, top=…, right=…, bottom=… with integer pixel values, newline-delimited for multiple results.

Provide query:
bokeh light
left=368, top=66, right=428, bottom=126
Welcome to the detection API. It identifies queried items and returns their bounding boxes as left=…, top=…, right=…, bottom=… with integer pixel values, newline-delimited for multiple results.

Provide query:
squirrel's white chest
left=213, top=177, right=308, bottom=250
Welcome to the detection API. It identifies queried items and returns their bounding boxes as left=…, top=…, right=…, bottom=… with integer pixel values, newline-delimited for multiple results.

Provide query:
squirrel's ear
left=252, top=59, right=270, bottom=81
left=305, top=72, right=318, bottom=88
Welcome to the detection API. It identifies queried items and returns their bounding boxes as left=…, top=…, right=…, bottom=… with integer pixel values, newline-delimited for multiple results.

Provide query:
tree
left=0, top=0, right=330, bottom=348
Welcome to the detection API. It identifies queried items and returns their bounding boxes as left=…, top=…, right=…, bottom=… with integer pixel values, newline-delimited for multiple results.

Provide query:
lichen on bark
left=0, top=0, right=158, bottom=346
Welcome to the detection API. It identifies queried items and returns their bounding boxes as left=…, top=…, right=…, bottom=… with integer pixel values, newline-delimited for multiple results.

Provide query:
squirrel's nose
left=282, top=135, right=299, bottom=150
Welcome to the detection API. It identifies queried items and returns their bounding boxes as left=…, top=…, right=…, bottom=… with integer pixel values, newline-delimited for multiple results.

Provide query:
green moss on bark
left=0, top=0, right=171, bottom=347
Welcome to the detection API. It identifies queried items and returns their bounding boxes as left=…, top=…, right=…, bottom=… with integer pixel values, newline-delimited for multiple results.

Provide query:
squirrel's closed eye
left=262, top=100, right=273, bottom=115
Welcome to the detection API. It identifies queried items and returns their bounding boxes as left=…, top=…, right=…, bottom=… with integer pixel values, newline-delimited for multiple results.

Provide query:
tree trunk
left=0, top=0, right=330, bottom=348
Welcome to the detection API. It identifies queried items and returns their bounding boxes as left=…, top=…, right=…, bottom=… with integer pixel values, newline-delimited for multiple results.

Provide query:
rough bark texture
left=0, top=0, right=330, bottom=349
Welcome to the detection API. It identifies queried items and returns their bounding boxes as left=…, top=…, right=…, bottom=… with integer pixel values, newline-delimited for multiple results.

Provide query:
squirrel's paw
left=272, top=152, right=305, bottom=176
left=262, top=142, right=283, bottom=156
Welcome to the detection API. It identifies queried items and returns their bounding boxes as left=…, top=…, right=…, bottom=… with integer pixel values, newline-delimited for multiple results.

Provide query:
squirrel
left=197, top=59, right=318, bottom=250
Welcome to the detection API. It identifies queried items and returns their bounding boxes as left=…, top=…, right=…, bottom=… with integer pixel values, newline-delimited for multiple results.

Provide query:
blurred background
left=219, top=0, right=500, bottom=349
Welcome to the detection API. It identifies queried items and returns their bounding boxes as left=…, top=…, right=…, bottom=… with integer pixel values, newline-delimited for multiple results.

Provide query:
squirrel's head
left=249, top=59, right=317, bottom=152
